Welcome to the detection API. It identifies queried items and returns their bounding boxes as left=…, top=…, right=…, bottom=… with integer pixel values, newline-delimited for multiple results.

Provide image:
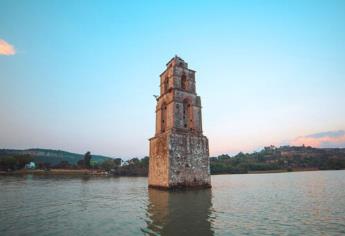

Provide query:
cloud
left=291, top=130, right=345, bottom=148
left=0, top=39, right=16, bottom=55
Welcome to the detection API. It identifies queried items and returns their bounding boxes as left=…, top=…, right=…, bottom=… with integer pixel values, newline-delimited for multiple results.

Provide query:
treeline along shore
left=0, top=146, right=345, bottom=176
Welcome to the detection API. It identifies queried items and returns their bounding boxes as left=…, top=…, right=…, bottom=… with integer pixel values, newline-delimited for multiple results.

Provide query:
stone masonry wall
left=149, top=133, right=169, bottom=188
left=168, top=132, right=211, bottom=188
left=149, top=131, right=211, bottom=189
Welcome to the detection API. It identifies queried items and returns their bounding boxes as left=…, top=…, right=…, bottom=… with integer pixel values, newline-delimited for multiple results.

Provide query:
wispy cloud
left=0, top=39, right=16, bottom=55
left=291, top=130, right=345, bottom=148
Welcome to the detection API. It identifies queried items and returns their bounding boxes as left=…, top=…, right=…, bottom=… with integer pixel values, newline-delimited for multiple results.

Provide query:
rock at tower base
left=149, top=131, right=211, bottom=190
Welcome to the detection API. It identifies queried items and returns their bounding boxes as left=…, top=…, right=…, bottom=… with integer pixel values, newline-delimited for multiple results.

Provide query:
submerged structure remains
left=148, top=56, right=211, bottom=189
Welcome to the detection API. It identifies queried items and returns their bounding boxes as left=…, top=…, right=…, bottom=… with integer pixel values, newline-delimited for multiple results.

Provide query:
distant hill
left=210, top=145, right=345, bottom=174
left=0, top=148, right=113, bottom=166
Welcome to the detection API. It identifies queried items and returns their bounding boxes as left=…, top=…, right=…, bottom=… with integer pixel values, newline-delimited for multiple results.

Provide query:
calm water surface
left=0, top=171, right=344, bottom=235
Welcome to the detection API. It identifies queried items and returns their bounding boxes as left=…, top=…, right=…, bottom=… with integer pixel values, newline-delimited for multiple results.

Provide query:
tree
left=113, top=158, right=122, bottom=167
left=14, top=155, right=33, bottom=169
left=140, top=156, right=149, bottom=167
left=84, top=151, right=92, bottom=169
left=77, top=159, right=85, bottom=168
left=101, top=159, right=122, bottom=171
left=54, top=160, right=71, bottom=169
left=0, top=155, right=33, bottom=171
left=0, top=156, right=16, bottom=170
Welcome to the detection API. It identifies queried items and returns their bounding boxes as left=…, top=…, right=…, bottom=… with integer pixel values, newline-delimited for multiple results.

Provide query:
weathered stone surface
left=168, top=132, right=210, bottom=188
left=149, top=56, right=211, bottom=189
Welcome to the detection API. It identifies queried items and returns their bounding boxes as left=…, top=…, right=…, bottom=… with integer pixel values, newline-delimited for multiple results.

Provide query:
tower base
left=148, top=131, right=211, bottom=190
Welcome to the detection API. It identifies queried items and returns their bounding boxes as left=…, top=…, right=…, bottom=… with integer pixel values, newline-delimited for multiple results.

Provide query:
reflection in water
left=144, top=189, right=214, bottom=236
left=81, top=175, right=91, bottom=182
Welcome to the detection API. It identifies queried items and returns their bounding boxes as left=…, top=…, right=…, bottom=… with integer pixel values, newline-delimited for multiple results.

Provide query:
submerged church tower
left=148, top=56, right=211, bottom=189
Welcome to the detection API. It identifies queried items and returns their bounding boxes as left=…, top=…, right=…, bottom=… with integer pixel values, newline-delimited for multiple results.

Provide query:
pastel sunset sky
left=1, top=0, right=344, bottom=158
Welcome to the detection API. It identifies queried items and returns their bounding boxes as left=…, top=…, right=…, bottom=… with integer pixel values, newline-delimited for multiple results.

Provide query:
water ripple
left=0, top=171, right=345, bottom=235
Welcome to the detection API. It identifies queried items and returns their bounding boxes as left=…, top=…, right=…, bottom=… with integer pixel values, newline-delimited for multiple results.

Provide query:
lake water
left=0, top=170, right=344, bottom=235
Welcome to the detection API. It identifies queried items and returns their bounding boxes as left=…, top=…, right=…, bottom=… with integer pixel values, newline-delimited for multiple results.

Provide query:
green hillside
left=0, top=148, right=113, bottom=166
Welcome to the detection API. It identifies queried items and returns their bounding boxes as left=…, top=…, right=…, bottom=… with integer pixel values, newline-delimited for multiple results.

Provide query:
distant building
left=148, top=56, right=211, bottom=189
left=25, top=162, right=36, bottom=169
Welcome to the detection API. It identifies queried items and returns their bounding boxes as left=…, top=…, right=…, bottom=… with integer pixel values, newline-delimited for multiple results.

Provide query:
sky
left=0, top=0, right=345, bottom=158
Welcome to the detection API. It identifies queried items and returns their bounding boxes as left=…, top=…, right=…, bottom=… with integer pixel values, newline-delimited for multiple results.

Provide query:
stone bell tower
left=148, top=56, right=211, bottom=189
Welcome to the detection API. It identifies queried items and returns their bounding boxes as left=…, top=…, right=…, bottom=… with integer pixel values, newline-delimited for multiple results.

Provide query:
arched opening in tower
left=164, top=77, right=169, bottom=94
left=183, top=99, right=193, bottom=130
left=181, top=74, right=187, bottom=91
left=161, top=103, right=167, bottom=132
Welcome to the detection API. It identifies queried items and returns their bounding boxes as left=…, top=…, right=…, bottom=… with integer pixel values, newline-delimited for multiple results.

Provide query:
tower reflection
left=145, top=188, right=214, bottom=236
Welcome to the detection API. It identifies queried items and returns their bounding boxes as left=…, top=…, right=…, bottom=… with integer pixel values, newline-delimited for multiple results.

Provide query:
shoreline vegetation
left=0, top=167, right=324, bottom=176
left=1, top=145, right=344, bottom=177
